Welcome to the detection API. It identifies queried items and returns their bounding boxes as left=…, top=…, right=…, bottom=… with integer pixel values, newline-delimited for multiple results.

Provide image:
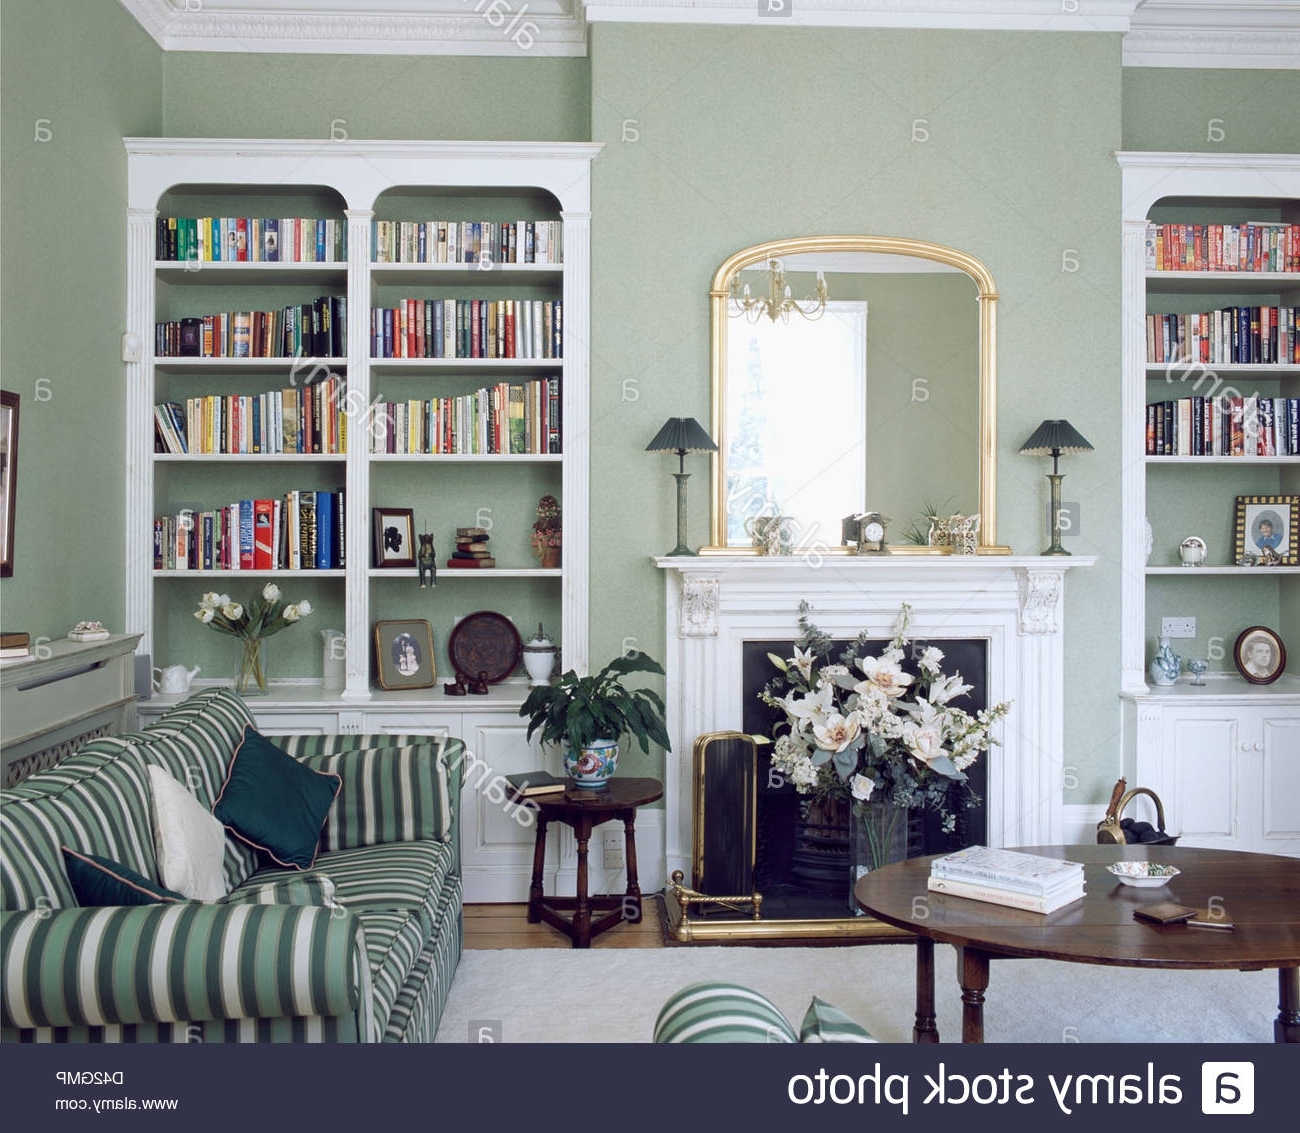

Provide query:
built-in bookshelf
left=125, top=139, right=597, bottom=707
left=1119, top=153, right=1300, bottom=855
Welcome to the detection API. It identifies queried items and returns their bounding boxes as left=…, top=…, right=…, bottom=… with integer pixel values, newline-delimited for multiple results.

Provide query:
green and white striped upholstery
left=799, top=996, right=878, bottom=1043
left=653, top=982, right=799, bottom=1044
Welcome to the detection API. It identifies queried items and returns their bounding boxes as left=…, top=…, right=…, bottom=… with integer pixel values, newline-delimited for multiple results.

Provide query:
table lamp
left=1018, top=419, right=1094, bottom=556
left=646, top=417, right=718, bottom=556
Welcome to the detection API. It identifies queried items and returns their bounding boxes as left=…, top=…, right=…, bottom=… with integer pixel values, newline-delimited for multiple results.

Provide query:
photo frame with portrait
left=372, top=507, right=415, bottom=568
left=1232, top=625, right=1286, bottom=686
left=374, top=619, right=436, bottom=690
left=1233, top=495, right=1300, bottom=566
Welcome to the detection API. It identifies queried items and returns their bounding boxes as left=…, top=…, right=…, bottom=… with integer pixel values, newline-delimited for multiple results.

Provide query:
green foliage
left=519, top=652, right=671, bottom=754
left=899, top=495, right=954, bottom=546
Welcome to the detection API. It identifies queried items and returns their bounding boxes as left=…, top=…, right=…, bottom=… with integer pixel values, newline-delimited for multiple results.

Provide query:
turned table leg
left=913, top=937, right=939, bottom=1043
left=1277, top=967, right=1299, bottom=1043
left=957, top=946, right=990, bottom=1044
left=572, top=815, right=593, bottom=948
left=527, top=815, right=548, bottom=923
left=622, top=809, right=643, bottom=924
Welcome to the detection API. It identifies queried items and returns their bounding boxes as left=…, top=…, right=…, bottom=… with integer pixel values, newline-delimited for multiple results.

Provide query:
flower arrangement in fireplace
left=762, top=602, right=1011, bottom=837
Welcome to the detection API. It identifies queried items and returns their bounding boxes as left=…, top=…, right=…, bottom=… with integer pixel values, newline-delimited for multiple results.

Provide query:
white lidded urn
left=522, top=623, right=558, bottom=686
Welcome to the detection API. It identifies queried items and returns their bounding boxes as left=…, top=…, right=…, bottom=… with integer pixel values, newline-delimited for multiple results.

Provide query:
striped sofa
left=0, top=688, right=463, bottom=1042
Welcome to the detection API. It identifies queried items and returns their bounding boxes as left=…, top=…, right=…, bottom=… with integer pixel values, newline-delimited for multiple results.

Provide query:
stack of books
left=448, top=527, right=495, bottom=569
left=926, top=846, right=1086, bottom=914
left=0, top=631, right=34, bottom=666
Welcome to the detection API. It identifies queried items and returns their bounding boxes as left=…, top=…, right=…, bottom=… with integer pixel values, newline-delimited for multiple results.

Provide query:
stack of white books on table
left=926, top=846, right=1086, bottom=914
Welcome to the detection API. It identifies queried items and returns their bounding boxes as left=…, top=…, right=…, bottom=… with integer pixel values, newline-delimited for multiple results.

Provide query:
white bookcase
left=1118, top=152, right=1300, bottom=857
left=125, top=139, right=601, bottom=899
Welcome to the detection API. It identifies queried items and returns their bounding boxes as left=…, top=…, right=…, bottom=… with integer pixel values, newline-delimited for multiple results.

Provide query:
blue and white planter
left=563, top=739, right=619, bottom=788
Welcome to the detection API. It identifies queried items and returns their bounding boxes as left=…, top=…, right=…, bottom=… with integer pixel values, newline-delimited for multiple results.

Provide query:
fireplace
left=655, top=553, right=1094, bottom=939
left=741, top=637, right=988, bottom=921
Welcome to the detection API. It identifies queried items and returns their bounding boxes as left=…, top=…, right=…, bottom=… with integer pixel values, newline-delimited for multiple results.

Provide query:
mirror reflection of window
left=725, top=301, right=867, bottom=547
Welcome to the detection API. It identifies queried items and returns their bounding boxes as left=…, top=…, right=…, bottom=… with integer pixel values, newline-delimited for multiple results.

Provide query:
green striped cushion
left=221, top=873, right=336, bottom=908
left=799, top=996, right=878, bottom=1043
left=356, top=908, right=428, bottom=1039
left=653, top=982, right=798, bottom=1044
left=1, top=902, right=363, bottom=1031
left=382, top=887, right=462, bottom=1043
left=282, top=735, right=457, bottom=850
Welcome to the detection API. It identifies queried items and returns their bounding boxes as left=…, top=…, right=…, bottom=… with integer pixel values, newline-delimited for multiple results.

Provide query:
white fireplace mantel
left=655, top=554, right=1096, bottom=881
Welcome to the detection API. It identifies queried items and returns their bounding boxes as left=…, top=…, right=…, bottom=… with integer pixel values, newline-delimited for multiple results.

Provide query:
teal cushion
left=653, top=981, right=797, bottom=1044
left=799, top=996, right=878, bottom=1043
left=62, top=847, right=184, bottom=907
left=213, top=727, right=341, bottom=871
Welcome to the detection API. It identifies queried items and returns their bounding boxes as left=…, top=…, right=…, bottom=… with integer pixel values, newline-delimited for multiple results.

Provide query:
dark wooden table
left=526, top=777, right=663, bottom=948
left=854, top=844, right=1300, bottom=1043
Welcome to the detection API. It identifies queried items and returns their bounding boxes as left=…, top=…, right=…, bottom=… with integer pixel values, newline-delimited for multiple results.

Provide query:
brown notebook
left=1133, top=901, right=1197, bottom=924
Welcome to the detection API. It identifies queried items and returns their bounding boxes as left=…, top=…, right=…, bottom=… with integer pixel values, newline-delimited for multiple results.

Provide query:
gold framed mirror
left=706, top=235, right=1007, bottom=554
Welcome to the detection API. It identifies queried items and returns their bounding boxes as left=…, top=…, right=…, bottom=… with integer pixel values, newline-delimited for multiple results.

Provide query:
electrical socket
left=1161, top=616, right=1196, bottom=639
left=602, top=830, right=623, bottom=871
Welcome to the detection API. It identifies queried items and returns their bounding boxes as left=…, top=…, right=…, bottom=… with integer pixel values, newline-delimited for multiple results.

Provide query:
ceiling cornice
left=117, top=1, right=1300, bottom=67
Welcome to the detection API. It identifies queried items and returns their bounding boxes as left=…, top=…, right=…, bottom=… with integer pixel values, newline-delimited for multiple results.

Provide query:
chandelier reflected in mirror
left=729, top=258, right=828, bottom=323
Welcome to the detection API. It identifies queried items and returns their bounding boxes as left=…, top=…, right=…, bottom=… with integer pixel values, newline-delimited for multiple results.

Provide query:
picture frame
left=0, top=390, right=18, bottom=578
left=372, top=507, right=415, bottom=568
left=1233, top=495, right=1300, bottom=566
left=1233, top=625, right=1286, bottom=686
left=374, top=619, right=436, bottom=690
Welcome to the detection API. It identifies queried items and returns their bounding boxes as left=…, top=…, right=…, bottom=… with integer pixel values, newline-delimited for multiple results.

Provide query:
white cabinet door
left=1165, top=709, right=1241, bottom=850
left=1259, top=713, right=1300, bottom=856
left=458, top=715, right=550, bottom=902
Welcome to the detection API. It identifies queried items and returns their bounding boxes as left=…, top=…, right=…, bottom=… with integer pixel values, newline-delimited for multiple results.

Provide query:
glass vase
left=235, top=636, right=268, bottom=695
left=848, top=798, right=908, bottom=914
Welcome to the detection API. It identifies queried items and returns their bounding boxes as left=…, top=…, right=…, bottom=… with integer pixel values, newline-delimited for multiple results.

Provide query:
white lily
left=927, top=672, right=972, bottom=706
left=779, top=682, right=834, bottom=730
left=791, top=645, right=815, bottom=683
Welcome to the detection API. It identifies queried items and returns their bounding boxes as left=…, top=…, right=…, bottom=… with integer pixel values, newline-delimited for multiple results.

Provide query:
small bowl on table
left=1107, top=861, right=1181, bottom=888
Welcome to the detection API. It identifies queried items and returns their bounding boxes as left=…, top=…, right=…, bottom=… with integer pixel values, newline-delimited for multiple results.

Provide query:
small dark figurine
left=417, top=532, right=437, bottom=588
left=467, top=670, right=490, bottom=695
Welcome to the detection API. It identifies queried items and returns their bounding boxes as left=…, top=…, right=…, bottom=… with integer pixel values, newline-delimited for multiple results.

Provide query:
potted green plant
left=519, top=652, right=671, bottom=788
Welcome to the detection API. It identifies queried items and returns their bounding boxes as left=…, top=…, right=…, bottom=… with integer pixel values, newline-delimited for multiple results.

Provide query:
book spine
left=926, top=875, right=1063, bottom=912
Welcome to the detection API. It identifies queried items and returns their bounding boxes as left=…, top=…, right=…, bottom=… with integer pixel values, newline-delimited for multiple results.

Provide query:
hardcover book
left=504, top=771, right=566, bottom=798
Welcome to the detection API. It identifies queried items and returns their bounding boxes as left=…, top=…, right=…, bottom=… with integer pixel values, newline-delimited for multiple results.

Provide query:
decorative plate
left=1107, top=861, right=1181, bottom=888
left=448, top=611, right=522, bottom=684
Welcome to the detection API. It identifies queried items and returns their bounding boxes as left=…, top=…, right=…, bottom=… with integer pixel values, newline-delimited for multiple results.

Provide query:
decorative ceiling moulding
left=117, top=0, right=587, bottom=56
left=584, top=0, right=1139, bottom=32
left=1124, top=1, right=1300, bottom=69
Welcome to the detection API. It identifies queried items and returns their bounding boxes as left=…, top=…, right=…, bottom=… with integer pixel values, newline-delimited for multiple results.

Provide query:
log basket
left=1096, top=777, right=1179, bottom=846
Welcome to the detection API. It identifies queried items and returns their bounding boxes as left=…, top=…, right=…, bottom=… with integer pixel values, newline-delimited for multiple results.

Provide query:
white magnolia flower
left=901, top=718, right=947, bottom=766
left=194, top=607, right=214, bottom=623
left=850, top=773, right=876, bottom=801
left=221, top=603, right=243, bottom=621
left=261, top=582, right=282, bottom=602
left=812, top=712, right=861, bottom=753
left=855, top=654, right=913, bottom=699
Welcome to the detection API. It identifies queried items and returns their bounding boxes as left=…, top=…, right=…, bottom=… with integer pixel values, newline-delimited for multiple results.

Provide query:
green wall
left=0, top=0, right=161, bottom=640
left=1123, top=69, right=1300, bottom=153
left=589, top=24, right=1124, bottom=801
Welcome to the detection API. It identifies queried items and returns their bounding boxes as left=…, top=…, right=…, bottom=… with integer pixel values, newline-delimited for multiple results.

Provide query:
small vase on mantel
left=235, top=636, right=268, bottom=696
left=848, top=798, right=909, bottom=914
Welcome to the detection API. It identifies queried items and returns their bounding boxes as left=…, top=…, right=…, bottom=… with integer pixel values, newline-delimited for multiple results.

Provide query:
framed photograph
left=1233, top=625, right=1286, bottom=686
left=1233, top=495, right=1300, bottom=566
left=372, top=507, right=415, bottom=568
left=0, top=390, right=18, bottom=578
left=374, top=619, right=436, bottom=690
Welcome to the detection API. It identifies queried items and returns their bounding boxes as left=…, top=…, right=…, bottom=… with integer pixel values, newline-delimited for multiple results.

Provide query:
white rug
left=434, top=943, right=1282, bottom=1044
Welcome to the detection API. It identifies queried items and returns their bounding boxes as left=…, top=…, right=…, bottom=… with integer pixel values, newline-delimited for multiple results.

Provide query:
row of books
left=155, top=296, right=346, bottom=359
left=370, top=298, right=562, bottom=361
left=156, top=217, right=347, bottom=264
left=368, top=378, right=561, bottom=456
left=371, top=220, right=562, bottom=265
left=154, top=376, right=349, bottom=456
left=1144, top=222, right=1299, bottom=273
left=926, top=846, right=1085, bottom=914
left=1146, top=306, right=1300, bottom=366
left=154, top=491, right=345, bottom=572
left=1146, top=396, right=1300, bottom=457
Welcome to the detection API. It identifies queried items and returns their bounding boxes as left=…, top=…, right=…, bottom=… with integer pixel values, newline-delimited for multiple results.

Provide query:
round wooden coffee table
left=854, top=844, right=1300, bottom=1043
left=526, top=777, right=663, bottom=948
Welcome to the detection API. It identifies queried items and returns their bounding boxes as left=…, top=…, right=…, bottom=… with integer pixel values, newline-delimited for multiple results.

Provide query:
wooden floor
left=464, top=900, right=668, bottom=949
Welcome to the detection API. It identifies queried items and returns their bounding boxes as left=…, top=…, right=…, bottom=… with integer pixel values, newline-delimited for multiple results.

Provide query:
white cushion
left=148, top=764, right=230, bottom=901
